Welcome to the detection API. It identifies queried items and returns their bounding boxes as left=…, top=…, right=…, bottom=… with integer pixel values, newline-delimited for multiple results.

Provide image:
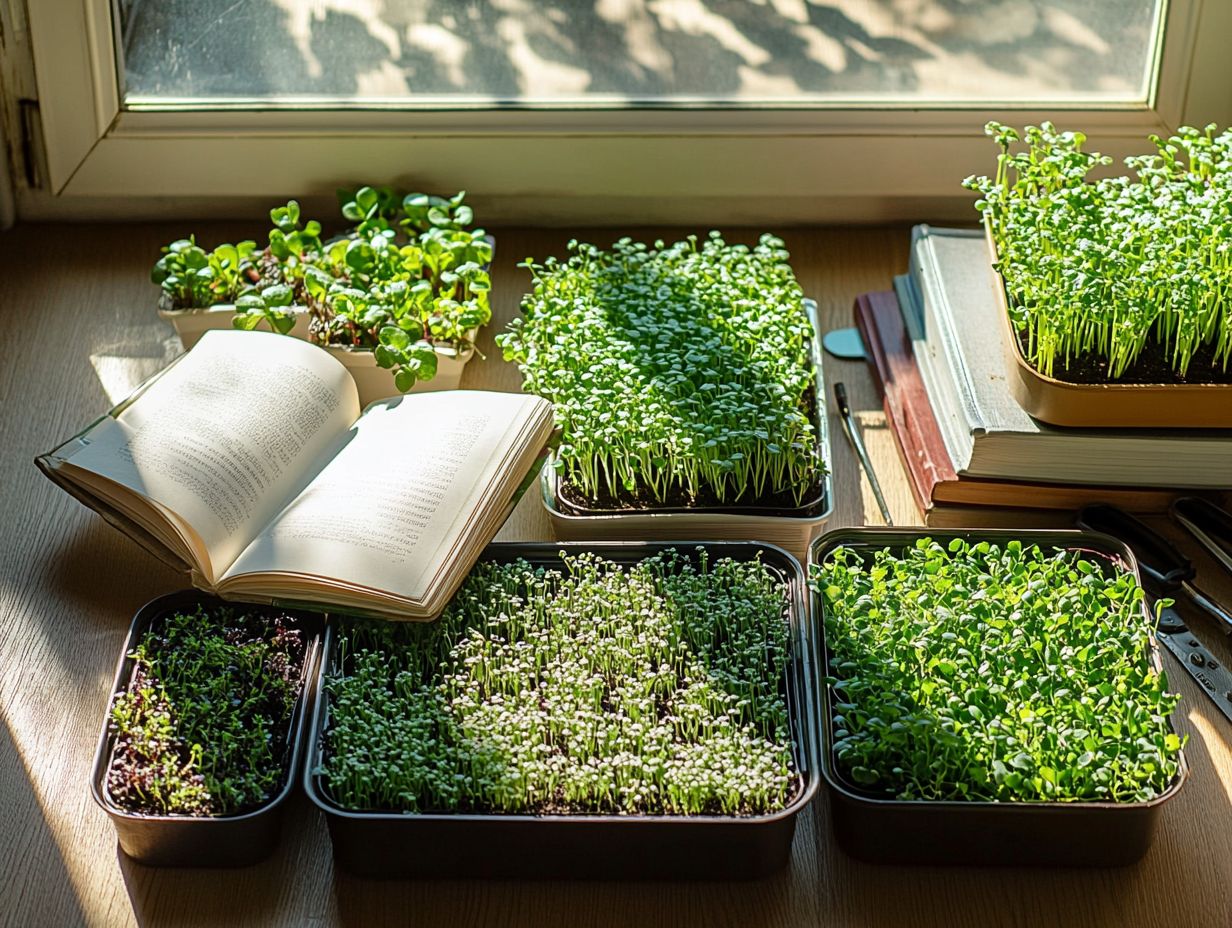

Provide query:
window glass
left=117, top=0, right=1165, bottom=107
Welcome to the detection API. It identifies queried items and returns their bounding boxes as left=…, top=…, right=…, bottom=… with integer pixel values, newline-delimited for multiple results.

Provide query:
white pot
left=158, top=304, right=312, bottom=350
left=324, top=341, right=475, bottom=407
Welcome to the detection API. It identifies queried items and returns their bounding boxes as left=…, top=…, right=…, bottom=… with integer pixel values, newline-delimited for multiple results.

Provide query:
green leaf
left=379, top=326, right=411, bottom=350
left=394, top=368, right=416, bottom=392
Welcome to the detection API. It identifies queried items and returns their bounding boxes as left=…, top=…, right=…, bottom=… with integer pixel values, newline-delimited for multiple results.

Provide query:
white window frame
left=20, top=0, right=1232, bottom=223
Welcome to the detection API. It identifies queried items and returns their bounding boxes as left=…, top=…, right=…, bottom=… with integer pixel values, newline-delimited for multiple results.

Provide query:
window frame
left=22, top=0, right=1232, bottom=222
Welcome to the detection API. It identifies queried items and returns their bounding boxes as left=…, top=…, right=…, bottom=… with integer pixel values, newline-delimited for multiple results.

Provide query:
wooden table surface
left=1, top=223, right=1229, bottom=928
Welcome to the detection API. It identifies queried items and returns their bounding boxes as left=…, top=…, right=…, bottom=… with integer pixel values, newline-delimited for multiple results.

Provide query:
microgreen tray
left=986, top=222, right=1232, bottom=428
left=809, top=527, right=1187, bottom=867
left=303, top=541, right=819, bottom=880
left=89, top=591, right=323, bottom=867
left=540, top=300, right=833, bottom=566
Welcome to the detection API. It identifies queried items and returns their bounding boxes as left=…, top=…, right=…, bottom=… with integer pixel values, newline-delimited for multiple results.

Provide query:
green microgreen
left=811, top=538, right=1183, bottom=803
left=319, top=549, right=797, bottom=816
left=966, top=121, right=1232, bottom=379
left=152, top=188, right=492, bottom=391
left=497, top=233, right=825, bottom=507
left=151, top=236, right=260, bottom=309
left=106, top=605, right=306, bottom=816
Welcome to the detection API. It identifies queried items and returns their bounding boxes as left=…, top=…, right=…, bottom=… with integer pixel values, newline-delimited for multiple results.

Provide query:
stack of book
left=858, top=226, right=1232, bottom=526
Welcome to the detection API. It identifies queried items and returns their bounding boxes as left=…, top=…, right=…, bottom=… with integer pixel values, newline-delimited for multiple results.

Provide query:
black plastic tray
left=90, top=591, right=323, bottom=867
left=809, top=527, right=1188, bottom=867
left=304, top=541, right=819, bottom=880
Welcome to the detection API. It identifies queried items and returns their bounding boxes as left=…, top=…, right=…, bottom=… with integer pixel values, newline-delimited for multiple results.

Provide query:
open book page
left=58, top=330, right=360, bottom=582
left=219, top=390, right=552, bottom=607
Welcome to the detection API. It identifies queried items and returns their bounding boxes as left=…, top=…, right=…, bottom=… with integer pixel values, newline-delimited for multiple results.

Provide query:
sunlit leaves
left=498, top=233, right=825, bottom=506
left=320, top=550, right=796, bottom=816
left=967, top=121, right=1232, bottom=379
left=811, top=538, right=1183, bottom=803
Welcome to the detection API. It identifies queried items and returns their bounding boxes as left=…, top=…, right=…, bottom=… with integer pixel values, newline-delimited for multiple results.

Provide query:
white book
left=37, top=330, right=555, bottom=620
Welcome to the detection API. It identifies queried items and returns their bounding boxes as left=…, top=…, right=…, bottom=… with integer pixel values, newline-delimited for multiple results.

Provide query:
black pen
left=833, top=381, right=893, bottom=525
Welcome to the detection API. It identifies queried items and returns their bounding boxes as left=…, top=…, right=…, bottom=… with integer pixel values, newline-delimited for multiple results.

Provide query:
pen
left=833, top=381, right=893, bottom=526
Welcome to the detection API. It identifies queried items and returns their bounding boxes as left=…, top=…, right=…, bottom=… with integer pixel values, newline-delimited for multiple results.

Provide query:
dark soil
left=1019, top=330, right=1232, bottom=385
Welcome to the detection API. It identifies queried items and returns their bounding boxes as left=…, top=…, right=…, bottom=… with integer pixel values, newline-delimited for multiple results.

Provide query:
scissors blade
left=1155, top=606, right=1232, bottom=726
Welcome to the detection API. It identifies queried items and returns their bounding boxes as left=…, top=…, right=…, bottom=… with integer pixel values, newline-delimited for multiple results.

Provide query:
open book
left=38, top=330, right=555, bottom=620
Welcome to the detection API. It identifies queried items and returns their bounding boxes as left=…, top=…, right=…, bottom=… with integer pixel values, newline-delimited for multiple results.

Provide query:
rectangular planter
left=810, top=527, right=1187, bottom=867
left=985, top=222, right=1232, bottom=428
left=90, top=591, right=323, bottom=867
left=158, top=303, right=312, bottom=350
left=303, top=541, right=819, bottom=880
left=541, top=299, right=832, bottom=566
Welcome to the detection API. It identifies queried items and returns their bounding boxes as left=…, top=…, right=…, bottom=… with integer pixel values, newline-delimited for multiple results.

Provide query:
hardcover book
left=854, top=290, right=1191, bottom=519
left=897, top=226, right=1232, bottom=489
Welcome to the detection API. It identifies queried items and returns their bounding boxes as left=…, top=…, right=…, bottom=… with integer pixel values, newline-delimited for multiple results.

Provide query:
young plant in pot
left=152, top=237, right=297, bottom=349
left=239, top=188, right=494, bottom=404
left=809, top=529, right=1187, bottom=867
left=91, top=592, right=320, bottom=867
left=304, top=542, right=818, bottom=880
left=965, top=121, right=1232, bottom=427
left=497, top=233, right=831, bottom=563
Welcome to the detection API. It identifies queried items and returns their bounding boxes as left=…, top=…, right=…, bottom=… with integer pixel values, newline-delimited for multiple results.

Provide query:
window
left=119, top=1, right=1163, bottom=107
left=19, top=1, right=1232, bottom=222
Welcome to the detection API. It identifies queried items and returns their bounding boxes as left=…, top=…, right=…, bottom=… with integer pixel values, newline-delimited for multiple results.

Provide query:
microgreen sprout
left=320, top=549, right=797, bottom=816
left=151, top=237, right=260, bottom=309
left=498, top=233, right=825, bottom=507
left=106, top=605, right=306, bottom=816
left=966, top=121, right=1232, bottom=379
left=812, top=538, right=1183, bottom=803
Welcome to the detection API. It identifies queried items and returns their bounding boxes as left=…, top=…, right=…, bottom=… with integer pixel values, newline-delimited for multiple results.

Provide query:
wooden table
left=2, top=223, right=1228, bottom=928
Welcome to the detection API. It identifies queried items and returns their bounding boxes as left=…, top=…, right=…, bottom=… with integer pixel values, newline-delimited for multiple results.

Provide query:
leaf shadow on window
left=120, top=1, right=1156, bottom=103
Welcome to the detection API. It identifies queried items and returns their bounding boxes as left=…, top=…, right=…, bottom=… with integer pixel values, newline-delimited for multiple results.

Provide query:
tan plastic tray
left=985, top=222, right=1232, bottom=428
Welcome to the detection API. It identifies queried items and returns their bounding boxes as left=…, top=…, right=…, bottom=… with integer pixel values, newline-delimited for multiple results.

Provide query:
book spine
left=893, top=273, right=972, bottom=472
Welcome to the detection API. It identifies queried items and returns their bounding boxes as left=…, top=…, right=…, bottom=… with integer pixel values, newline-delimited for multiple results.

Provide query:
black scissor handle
left=1171, top=497, right=1232, bottom=575
left=1076, top=505, right=1194, bottom=593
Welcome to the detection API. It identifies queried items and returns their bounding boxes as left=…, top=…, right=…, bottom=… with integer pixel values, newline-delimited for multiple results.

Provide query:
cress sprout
left=498, top=233, right=825, bottom=508
left=966, top=121, right=1232, bottom=380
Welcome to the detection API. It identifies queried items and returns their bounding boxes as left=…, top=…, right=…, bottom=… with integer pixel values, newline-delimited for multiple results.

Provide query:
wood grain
left=1, top=223, right=1228, bottom=928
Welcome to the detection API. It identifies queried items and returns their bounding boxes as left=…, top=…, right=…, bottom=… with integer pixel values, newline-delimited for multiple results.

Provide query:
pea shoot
left=966, top=121, right=1232, bottom=380
left=812, top=538, right=1183, bottom=803
left=498, top=233, right=825, bottom=508
left=320, top=550, right=797, bottom=816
